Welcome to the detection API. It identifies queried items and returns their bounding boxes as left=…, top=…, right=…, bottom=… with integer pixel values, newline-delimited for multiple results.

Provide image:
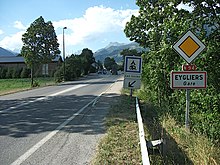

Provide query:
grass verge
left=142, top=101, right=220, bottom=165
left=0, top=77, right=56, bottom=95
left=93, top=91, right=219, bottom=164
left=92, top=95, right=142, bottom=164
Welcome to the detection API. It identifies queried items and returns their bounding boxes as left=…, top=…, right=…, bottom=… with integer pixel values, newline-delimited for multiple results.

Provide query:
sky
left=0, top=0, right=139, bottom=56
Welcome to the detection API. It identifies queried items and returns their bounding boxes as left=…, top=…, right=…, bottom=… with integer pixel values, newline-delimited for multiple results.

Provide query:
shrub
left=6, top=67, right=13, bottom=79
left=20, top=67, right=30, bottom=78
left=0, top=68, right=7, bottom=79
left=12, top=68, right=21, bottom=78
left=54, top=67, right=63, bottom=83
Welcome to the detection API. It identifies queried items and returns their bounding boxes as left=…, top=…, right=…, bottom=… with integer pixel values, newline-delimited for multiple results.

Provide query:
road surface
left=0, top=74, right=123, bottom=165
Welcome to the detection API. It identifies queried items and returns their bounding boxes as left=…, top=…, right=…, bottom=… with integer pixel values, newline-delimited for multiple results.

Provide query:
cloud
left=53, top=6, right=138, bottom=46
left=0, top=31, right=24, bottom=51
left=0, top=6, right=137, bottom=53
left=14, top=21, right=27, bottom=30
left=0, top=29, right=3, bottom=35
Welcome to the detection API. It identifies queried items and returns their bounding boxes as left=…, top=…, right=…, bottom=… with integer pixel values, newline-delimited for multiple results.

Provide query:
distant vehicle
left=103, top=69, right=107, bottom=74
left=97, top=69, right=107, bottom=74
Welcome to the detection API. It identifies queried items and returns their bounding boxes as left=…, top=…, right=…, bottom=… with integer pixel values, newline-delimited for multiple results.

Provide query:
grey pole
left=63, top=27, right=67, bottom=81
left=185, top=89, right=190, bottom=131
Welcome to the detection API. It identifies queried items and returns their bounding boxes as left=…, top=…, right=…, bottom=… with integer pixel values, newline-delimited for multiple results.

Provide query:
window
left=42, top=64, right=48, bottom=75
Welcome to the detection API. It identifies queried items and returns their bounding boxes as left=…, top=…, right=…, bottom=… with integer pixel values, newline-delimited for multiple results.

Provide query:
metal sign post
left=172, top=30, right=206, bottom=130
left=130, top=89, right=133, bottom=97
left=185, top=89, right=190, bottom=131
left=123, top=56, right=142, bottom=111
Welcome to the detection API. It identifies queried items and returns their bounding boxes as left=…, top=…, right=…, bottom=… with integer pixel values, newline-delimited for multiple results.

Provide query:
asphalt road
left=0, top=74, right=122, bottom=165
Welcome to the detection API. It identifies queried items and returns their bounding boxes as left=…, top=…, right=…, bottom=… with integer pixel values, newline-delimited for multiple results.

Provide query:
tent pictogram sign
left=125, top=56, right=142, bottom=73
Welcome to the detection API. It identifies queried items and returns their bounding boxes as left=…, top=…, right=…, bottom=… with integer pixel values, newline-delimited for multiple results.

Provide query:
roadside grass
left=93, top=89, right=219, bottom=164
left=0, top=77, right=56, bottom=95
left=141, top=100, right=220, bottom=165
left=92, top=94, right=142, bottom=164
left=162, top=116, right=220, bottom=165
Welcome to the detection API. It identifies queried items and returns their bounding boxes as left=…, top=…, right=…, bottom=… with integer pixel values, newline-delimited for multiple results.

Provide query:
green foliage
left=20, top=67, right=30, bottom=78
left=0, top=67, right=30, bottom=79
left=21, top=16, right=60, bottom=86
left=54, top=66, right=63, bottom=83
left=59, top=48, right=96, bottom=81
left=80, top=48, right=95, bottom=75
left=0, top=67, right=7, bottom=79
left=6, top=67, right=13, bottom=79
left=32, top=80, right=40, bottom=87
left=12, top=68, right=22, bottom=78
left=125, top=0, right=220, bottom=142
left=97, top=60, right=103, bottom=70
left=104, top=57, right=117, bottom=71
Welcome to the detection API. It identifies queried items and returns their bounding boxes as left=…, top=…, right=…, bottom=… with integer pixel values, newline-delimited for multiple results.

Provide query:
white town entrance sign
left=171, top=71, right=207, bottom=89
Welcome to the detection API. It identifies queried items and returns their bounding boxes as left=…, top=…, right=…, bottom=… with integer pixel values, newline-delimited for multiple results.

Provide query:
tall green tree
left=80, top=48, right=95, bottom=75
left=21, top=16, right=60, bottom=86
left=104, top=57, right=117, bottom=71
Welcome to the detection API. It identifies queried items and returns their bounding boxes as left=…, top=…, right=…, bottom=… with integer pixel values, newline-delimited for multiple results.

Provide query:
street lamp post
left=63, top=27, right=67, bottom=81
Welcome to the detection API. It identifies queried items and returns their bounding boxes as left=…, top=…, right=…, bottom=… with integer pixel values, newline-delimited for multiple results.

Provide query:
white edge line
left=10, top=95, right=97, bottom=165
left=10, top=78, right=119, bottom=165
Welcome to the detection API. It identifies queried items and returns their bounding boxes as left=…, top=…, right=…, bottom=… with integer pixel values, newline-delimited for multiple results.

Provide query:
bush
left=20, top=67, right=30, bottom=78
left=0, top=67, right=2, bottom=79
left=90, top=65, right=97, bottom=73
left=6, top=67, right=13, bottom=79
left=54, top=67, right=63, bottom=83
left=32, top=80, right=40, bottom=87
left=12, top=68, right=22, bottom=78
left=0, top=68, right=7, bottom=79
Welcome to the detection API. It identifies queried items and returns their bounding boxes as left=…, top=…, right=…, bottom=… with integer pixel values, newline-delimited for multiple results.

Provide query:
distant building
left=0, top=53, right=63, bottom=76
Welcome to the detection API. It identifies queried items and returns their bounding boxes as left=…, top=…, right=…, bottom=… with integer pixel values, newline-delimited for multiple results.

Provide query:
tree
left=104, top=57, right=117, bottom=71
left=125, top=0, right=220, bottom=141
left=21, top=16, right=60, bottom=86
left=80, top=48, right=95, bottom=75
left=97, top=60, right=103, bottom=70
left=65, top=54, right=83, bottom=80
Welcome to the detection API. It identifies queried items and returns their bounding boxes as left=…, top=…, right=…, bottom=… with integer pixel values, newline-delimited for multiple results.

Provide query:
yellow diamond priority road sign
left=173, top=30, right=206, bottom=63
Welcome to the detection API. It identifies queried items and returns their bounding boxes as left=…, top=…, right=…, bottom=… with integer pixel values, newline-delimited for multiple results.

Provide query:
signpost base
left=130, top=89, right=133, bottom=97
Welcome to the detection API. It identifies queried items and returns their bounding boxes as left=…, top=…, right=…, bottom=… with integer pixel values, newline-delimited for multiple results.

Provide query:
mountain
left=0, top=47, right=17, bottom=56
left=94, top=42, right=146, bottom=63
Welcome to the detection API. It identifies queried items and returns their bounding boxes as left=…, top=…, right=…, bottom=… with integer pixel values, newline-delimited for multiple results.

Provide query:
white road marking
left=10, top=96, right=97, bottom=165
left=8, top=78, right=118, bottom=165
left=0, top=84, right=87, bottom=113
left=48, top=84, right=87, bottom=97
